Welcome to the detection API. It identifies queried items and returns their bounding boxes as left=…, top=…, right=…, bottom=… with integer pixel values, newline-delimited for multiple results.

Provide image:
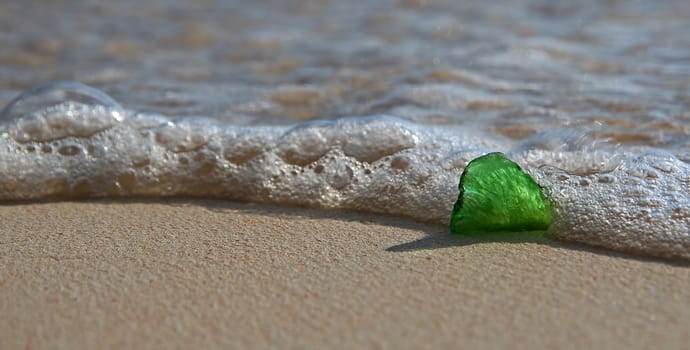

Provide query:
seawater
left=0, top=0, right=689, bottom=260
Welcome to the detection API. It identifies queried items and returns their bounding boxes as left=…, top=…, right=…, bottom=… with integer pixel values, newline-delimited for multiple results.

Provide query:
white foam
left=0, top=83, right=688, bottom=260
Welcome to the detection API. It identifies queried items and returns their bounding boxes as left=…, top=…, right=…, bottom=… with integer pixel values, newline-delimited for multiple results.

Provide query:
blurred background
left=1, top=0, right=689, bottom=153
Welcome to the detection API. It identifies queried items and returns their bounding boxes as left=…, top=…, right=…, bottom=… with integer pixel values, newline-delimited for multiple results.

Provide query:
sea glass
left=450, top=152, right=552, bottom=234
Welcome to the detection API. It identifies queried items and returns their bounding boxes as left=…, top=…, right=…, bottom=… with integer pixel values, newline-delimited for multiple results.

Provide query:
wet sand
left=1, top=200, right=688, bottom=349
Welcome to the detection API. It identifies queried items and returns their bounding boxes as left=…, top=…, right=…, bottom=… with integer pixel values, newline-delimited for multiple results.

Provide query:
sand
left=1, top=199, right=688, bottom=349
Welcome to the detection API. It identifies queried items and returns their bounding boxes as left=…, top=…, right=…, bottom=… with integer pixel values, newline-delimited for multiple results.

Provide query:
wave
left=1, top=82, right=688, bottom=260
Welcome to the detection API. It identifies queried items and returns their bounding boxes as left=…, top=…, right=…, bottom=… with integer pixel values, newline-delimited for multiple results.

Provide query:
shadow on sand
left=4, top=197, right=688, bottom=267
left=194, top=198, right=690, bottom=266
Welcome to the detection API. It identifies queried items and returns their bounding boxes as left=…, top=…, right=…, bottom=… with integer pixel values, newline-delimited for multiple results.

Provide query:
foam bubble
left=0, top=81, right=125, bottom=142
left=277, top=116, right=419, bottom=165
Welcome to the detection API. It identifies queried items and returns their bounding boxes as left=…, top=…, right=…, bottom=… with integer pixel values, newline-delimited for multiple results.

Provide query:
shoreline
left=1, top=199, right=689, bottom=349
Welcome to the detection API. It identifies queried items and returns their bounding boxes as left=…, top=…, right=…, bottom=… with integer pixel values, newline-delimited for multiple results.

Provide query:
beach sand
left=1, top=200, right=688, bottom=349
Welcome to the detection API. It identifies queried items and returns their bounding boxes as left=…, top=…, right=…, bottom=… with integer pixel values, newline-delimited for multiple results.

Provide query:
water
left=1, top=0, right=689, bottom=260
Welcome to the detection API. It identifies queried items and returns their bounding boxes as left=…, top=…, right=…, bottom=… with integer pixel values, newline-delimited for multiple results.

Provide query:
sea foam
left=1, top=82, right=688, bottom=260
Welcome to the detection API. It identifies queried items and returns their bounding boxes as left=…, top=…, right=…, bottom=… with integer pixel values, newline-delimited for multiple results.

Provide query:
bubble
left=276, top=117, right=419, bottom=166
left=57, top=144, right=82, bottom=156
left=647, top=170, right=660, bottom=179
left=222, top=132, right=268, bottom=165
left=390, top=155, right=412, bottom=170
left=192, top=151, right=218, bottom=176
left=279, top=121, right=332, bottom=166
left=0, top=81, right=122, bottom=121
left=340, top=116, right=418, bottom=163
left=597, top=174, right=616, bottom=183
left=623, top=187, right=652, bottom=198
left=0, top=81, right=125, bottom=142
left=154, top=119, right=211, bottom=152
left=627, top=164, right=660, bottom=180
left=327, top=162, right=354, bottom=190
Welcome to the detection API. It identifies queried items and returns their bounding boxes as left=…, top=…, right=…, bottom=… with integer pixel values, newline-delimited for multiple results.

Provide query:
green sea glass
left=450, top=152, right=552, bottom=234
